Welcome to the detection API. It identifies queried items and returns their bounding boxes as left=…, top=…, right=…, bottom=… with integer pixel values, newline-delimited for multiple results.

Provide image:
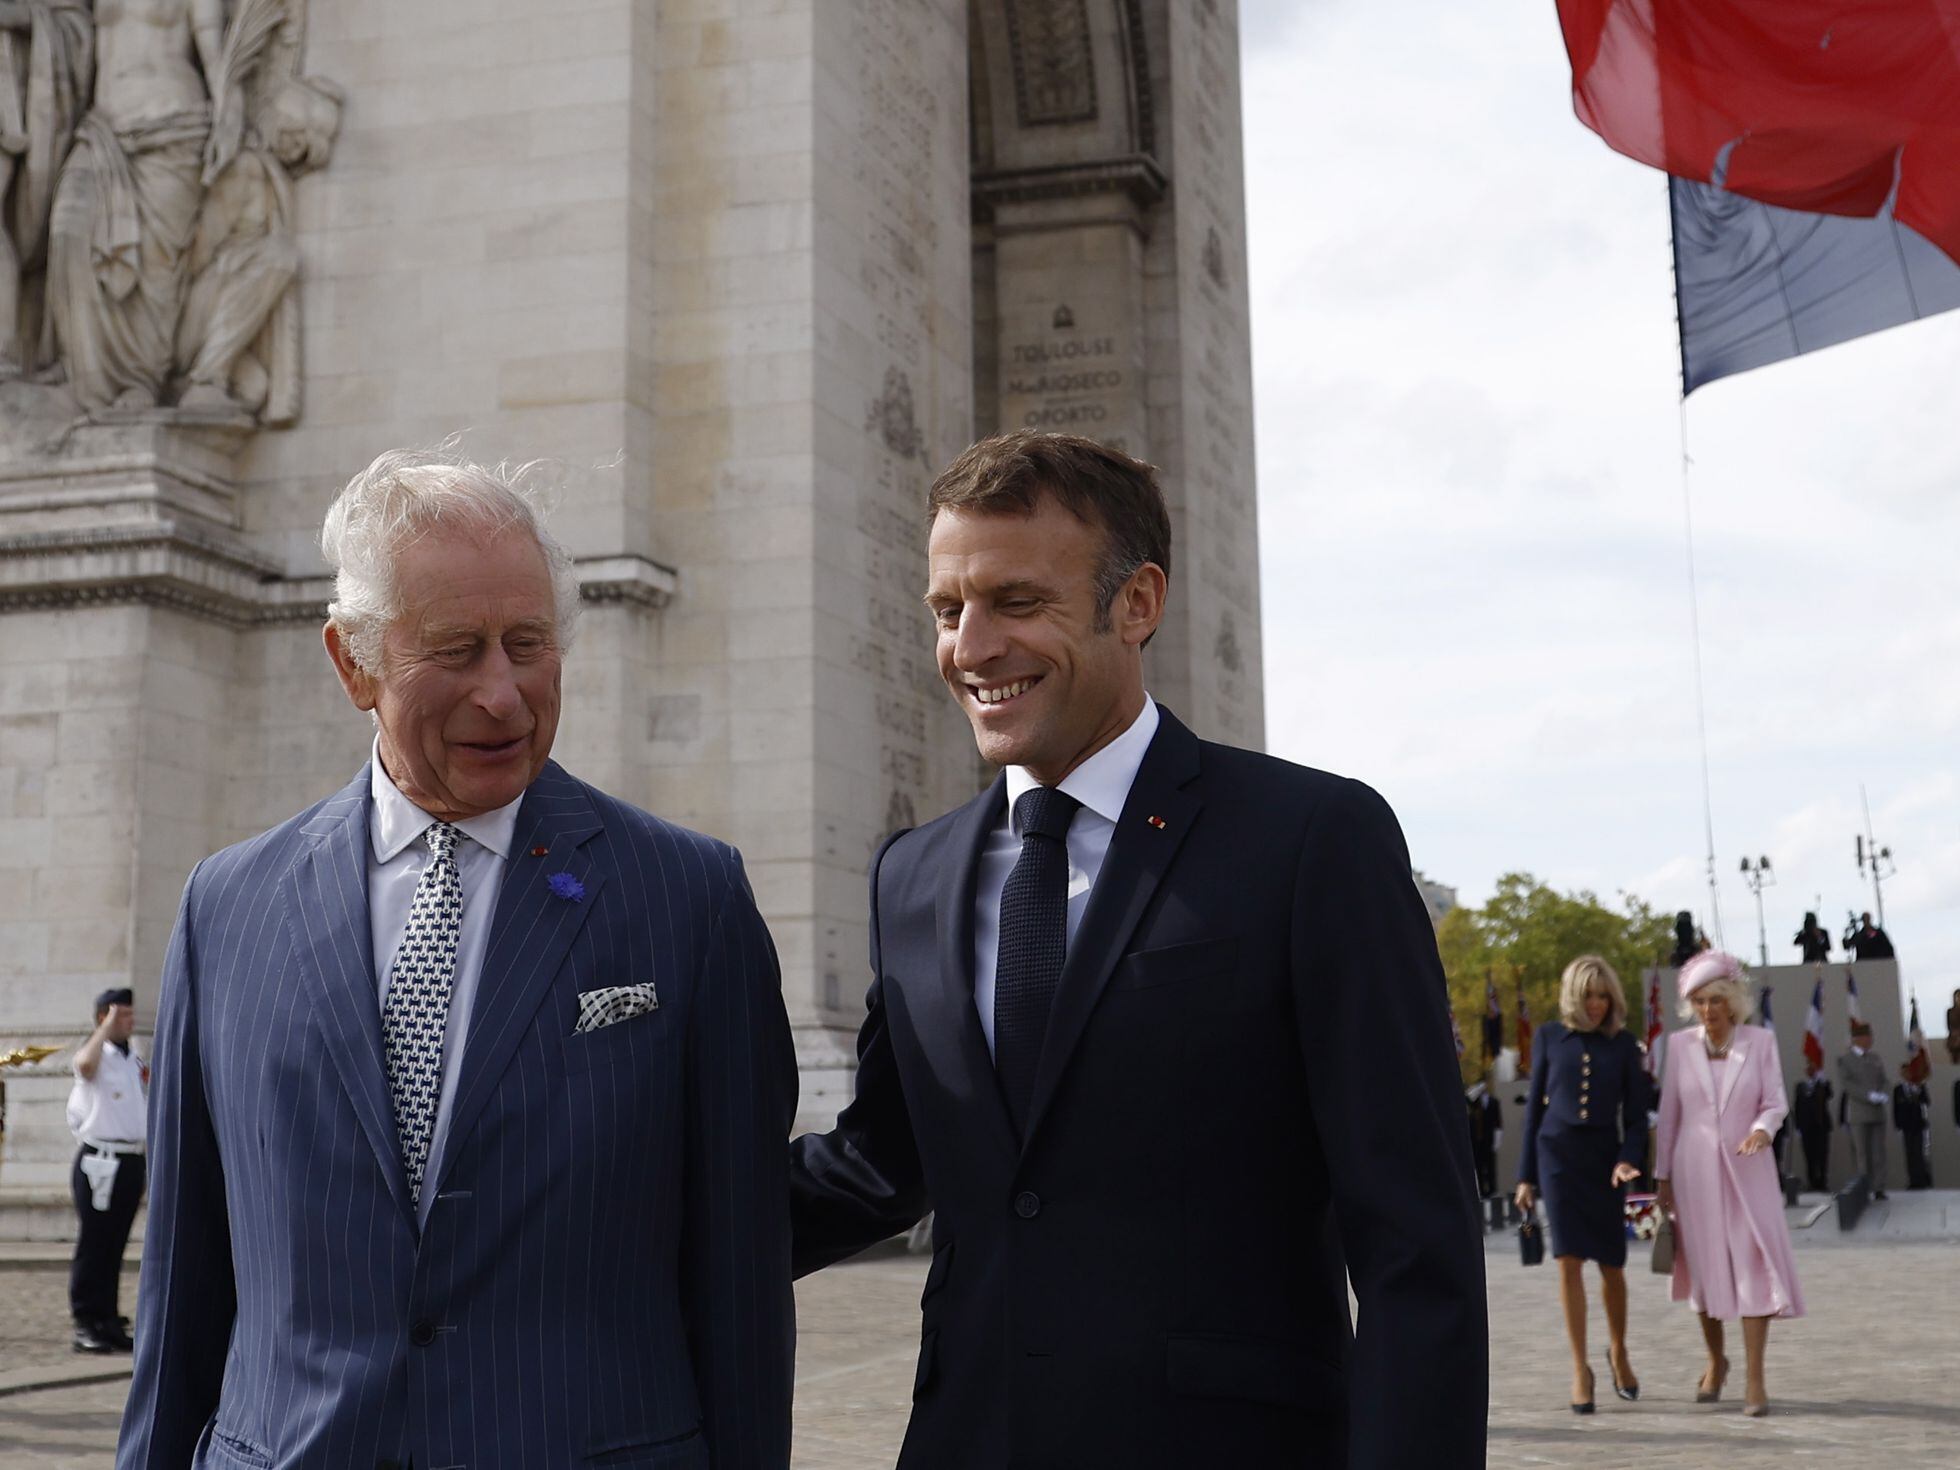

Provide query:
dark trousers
left=1471, top=1145, right=1497, bottom=1200
left=70, top=1148, right=145, bottom=1325
left=1901, top=1128, right=1932, bottom=1189
left=1798, top=1126, right=1831, bottom=1191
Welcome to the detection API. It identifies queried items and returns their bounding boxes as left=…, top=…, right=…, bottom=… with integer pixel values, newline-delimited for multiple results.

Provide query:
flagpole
left=1667, top=178, right=1726, bottom=950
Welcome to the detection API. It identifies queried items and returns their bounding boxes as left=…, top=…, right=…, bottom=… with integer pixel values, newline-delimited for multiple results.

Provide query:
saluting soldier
left=67, top=987, right=148, bottom=1354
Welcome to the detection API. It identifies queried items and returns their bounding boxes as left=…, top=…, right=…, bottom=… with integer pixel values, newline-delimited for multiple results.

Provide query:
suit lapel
left=281, top=767, right=415, bottom=1225
left=1022, top=710, right=1204, bottom=1152
left=430, top=763, right=606, bottom=1196
left=925, top=773, right=1020, bottom=1167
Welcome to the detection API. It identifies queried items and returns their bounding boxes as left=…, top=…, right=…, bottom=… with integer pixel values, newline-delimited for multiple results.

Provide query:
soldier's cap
left=93, top=987, right=134, bottom=1012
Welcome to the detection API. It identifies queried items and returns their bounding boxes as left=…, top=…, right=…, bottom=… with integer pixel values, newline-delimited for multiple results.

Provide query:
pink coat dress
left=1654, top=1024, right=1805, bottom=1320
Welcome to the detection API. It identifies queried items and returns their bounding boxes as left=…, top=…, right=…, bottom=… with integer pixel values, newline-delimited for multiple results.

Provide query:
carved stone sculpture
left=0, top=0, right=93, bottom=378
left=22, top=0, right=336, bottom=424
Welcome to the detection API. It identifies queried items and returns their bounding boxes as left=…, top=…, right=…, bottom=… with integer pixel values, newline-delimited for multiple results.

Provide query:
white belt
left=81, top=1138, right=145, bottom=1157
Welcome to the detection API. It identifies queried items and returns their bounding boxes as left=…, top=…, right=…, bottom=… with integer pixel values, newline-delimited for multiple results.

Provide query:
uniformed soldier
left=67, top=987, right=148, bottom=1354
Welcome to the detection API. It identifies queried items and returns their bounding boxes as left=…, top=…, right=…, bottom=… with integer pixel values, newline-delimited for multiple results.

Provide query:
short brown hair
left=928, top=431, right=1172, bottom=628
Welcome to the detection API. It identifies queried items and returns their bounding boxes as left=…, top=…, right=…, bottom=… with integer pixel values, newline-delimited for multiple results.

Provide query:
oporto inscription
left=1006, top=333, right=1121, bottom=429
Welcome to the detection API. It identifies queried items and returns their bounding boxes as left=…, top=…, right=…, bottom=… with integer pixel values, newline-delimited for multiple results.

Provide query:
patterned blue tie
left=993, top=786, right=1081, bottom=1135
left=382, top=822, right=463, bottom=1205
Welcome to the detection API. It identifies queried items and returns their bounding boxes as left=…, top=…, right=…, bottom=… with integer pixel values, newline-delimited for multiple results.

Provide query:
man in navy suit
left=789, top=432, right=1486, bottom=1468
left=120, top=450, right=796, bottom=1469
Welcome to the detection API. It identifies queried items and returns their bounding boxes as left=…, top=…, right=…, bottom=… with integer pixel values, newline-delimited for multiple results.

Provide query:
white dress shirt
left=972, top=696, right=1160, bottom=1055
left=367, top=742, right=523, bottom=1219
left=66, top=1042, right=148, bottom=1146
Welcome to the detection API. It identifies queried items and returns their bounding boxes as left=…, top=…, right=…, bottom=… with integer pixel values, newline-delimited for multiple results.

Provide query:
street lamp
left=1739, top=855, right=1774, bottom=968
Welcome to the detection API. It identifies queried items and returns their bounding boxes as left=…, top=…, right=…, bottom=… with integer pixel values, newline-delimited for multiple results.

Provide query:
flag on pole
left=1670, top=177, right=1960, bottom=392
left=1554, top=2, right=1960, bottom=266
left=1643, top=966, right=1665, bottom=1079
left=1517, top=983, right=1534, bottom=1077
left=1802, top=976, right=1827, bottom=1072
left=1482, top=974, right=1502, bottom=1062
left=1846, top=969, right=1865, bottom=1025
left=1904, top=997, right=1930, bottom=1084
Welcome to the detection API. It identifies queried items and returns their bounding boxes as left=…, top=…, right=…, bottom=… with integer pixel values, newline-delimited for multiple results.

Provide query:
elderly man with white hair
left=119, top=449, right=797, bottom=1470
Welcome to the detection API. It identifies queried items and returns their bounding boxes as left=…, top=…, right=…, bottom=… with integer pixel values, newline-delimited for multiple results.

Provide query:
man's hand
left=1869, top=1090, right=1887, bottom=1105
left=1736, top=1129, right=1772, bottom=1156
left=1609, top=1162, right=1641, bottom=1186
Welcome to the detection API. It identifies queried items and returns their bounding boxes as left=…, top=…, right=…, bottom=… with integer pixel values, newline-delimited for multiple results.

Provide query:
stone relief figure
left=174, top=70, right=340, bottom=421
left=45, top=0, right=231, bottom=413
left=0, top=0, right=92, bottom=378
left=39, top=0, right=337, bottom=422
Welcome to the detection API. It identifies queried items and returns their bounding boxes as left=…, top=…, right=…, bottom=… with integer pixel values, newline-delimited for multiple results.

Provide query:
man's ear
left=1116, top=562, right=1168, bottom=648
left=323, top=621, right=379, bottom=712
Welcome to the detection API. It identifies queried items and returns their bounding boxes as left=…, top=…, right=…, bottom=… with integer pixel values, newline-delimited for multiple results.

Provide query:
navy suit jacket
left=118, top=762, right=796, bottom=1470
left=789, top=709, right=1487, bottom=1469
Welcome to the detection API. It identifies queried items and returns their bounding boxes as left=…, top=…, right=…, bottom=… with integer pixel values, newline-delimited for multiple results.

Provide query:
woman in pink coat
left=1655, top=951, right=1804, bottom=1417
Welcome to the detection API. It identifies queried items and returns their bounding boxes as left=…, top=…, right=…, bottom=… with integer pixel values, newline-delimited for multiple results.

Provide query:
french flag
left=1803, top=977, right=1826, bottom=1072
left=1846, top=969, right=1865, bottom=1025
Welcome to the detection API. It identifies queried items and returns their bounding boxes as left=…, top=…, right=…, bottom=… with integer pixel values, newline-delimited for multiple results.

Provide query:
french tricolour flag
left=1846, top=969, right=1865, bottom=1025
left=1803, top=977, right=1826, bottom=1072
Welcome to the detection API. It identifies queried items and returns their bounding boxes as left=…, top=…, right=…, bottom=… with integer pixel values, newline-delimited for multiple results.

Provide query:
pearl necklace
left=1704, top=1032, right=1734, bottom=1059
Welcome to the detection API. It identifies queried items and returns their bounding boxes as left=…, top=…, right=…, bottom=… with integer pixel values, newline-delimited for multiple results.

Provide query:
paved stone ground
left=2, top=1237, right=1954, bottom=1465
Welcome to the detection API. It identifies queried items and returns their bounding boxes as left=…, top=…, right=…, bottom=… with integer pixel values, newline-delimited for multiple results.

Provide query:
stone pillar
left=971, top=0, right=1263, bottom=748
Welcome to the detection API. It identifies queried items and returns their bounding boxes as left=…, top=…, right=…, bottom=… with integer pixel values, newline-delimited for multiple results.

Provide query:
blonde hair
left=1678, top=975, right=1756, bottom=1025
left=1558, top=955, right=1628, bottom=1034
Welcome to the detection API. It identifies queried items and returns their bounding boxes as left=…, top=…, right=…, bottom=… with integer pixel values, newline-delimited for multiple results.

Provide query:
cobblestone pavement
left=2, top=1240, right=1954, bottom=1465
left=2, top=1263, right=139, bottom=1374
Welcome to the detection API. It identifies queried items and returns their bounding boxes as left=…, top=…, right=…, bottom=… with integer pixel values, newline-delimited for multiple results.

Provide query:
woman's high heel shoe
left=1695, top=1355, right=1730, bottom=1403
left=1571, top=1365, right=1596, bottom=1415
left=1607, top=1348, right=1640, bottom=1401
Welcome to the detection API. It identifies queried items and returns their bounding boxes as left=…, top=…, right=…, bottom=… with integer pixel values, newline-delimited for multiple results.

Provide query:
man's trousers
left=70, top=1147, right=145, bottom=1326
left=1847, top=1121, right=1887, bottom=1193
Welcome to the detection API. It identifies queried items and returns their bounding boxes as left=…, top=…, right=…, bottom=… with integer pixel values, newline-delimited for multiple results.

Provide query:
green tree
left=1439, top=873, right=1676, bottom=1085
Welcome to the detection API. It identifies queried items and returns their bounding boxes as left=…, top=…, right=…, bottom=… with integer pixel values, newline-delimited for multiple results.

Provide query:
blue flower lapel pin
left=547, top=871, right=585, bottom=903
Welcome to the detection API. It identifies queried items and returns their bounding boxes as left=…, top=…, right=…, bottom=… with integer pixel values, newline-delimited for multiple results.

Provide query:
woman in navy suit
left=1515, top=955, right=1650, bottom=1413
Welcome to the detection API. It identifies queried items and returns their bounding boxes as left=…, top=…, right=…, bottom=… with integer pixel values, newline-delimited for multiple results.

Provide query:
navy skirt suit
left=1517, top=1023, right=1648, bottom=1266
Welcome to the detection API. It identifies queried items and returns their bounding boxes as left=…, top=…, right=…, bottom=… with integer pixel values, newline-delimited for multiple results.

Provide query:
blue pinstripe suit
left=117, top=762, right=797, bottom=1470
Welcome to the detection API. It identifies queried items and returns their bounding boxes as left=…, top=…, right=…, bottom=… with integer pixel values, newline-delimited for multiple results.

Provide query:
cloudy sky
left=1239, top=1, right=1959, bottom=1033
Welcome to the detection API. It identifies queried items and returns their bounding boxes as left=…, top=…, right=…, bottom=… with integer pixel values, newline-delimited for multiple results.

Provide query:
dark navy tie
left=993, top=786, right=1082, bottom=1134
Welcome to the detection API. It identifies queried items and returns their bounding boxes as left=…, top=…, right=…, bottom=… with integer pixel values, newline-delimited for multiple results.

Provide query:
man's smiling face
left=327, top=526, right=562, bottom=820
left=925, top=493, right=1156, bottom=786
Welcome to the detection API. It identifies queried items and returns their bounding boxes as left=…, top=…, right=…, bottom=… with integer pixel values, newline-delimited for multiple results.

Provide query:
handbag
left=1518, top=1207, right=1545, bottom=1267
left=1650, top=1215, right=1676, bottom=1275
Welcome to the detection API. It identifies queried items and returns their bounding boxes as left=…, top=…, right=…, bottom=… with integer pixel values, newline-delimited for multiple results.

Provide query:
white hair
left=322, top=447, right=580, bottom=673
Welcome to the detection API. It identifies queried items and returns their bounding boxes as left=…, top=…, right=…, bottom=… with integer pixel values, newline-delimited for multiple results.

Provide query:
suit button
left=1013, top=1191, right=1041, bottom=1219
left=409, top=1320, right=437, bottom=1347
left=1579, top=1108, right=1590, bottom=1120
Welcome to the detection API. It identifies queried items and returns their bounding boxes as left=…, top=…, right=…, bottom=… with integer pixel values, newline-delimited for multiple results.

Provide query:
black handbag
left=1518, top=1206, right=1545, bottom=1266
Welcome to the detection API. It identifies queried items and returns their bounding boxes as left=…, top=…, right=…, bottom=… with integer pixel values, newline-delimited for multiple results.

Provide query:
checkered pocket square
left=574, top=983, right=660, bottom=1035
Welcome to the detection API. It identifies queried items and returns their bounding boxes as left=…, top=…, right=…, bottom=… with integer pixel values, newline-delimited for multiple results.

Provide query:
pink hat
left=1678, top=949, right=1741, bottom=1002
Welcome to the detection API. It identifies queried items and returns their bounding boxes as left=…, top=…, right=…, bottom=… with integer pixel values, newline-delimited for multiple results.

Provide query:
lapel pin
left=530, top=845, right=550, bottom=857
left=1146, top=815, right=1167, bottom=830
left=547, top=872, right=586, bottom=903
